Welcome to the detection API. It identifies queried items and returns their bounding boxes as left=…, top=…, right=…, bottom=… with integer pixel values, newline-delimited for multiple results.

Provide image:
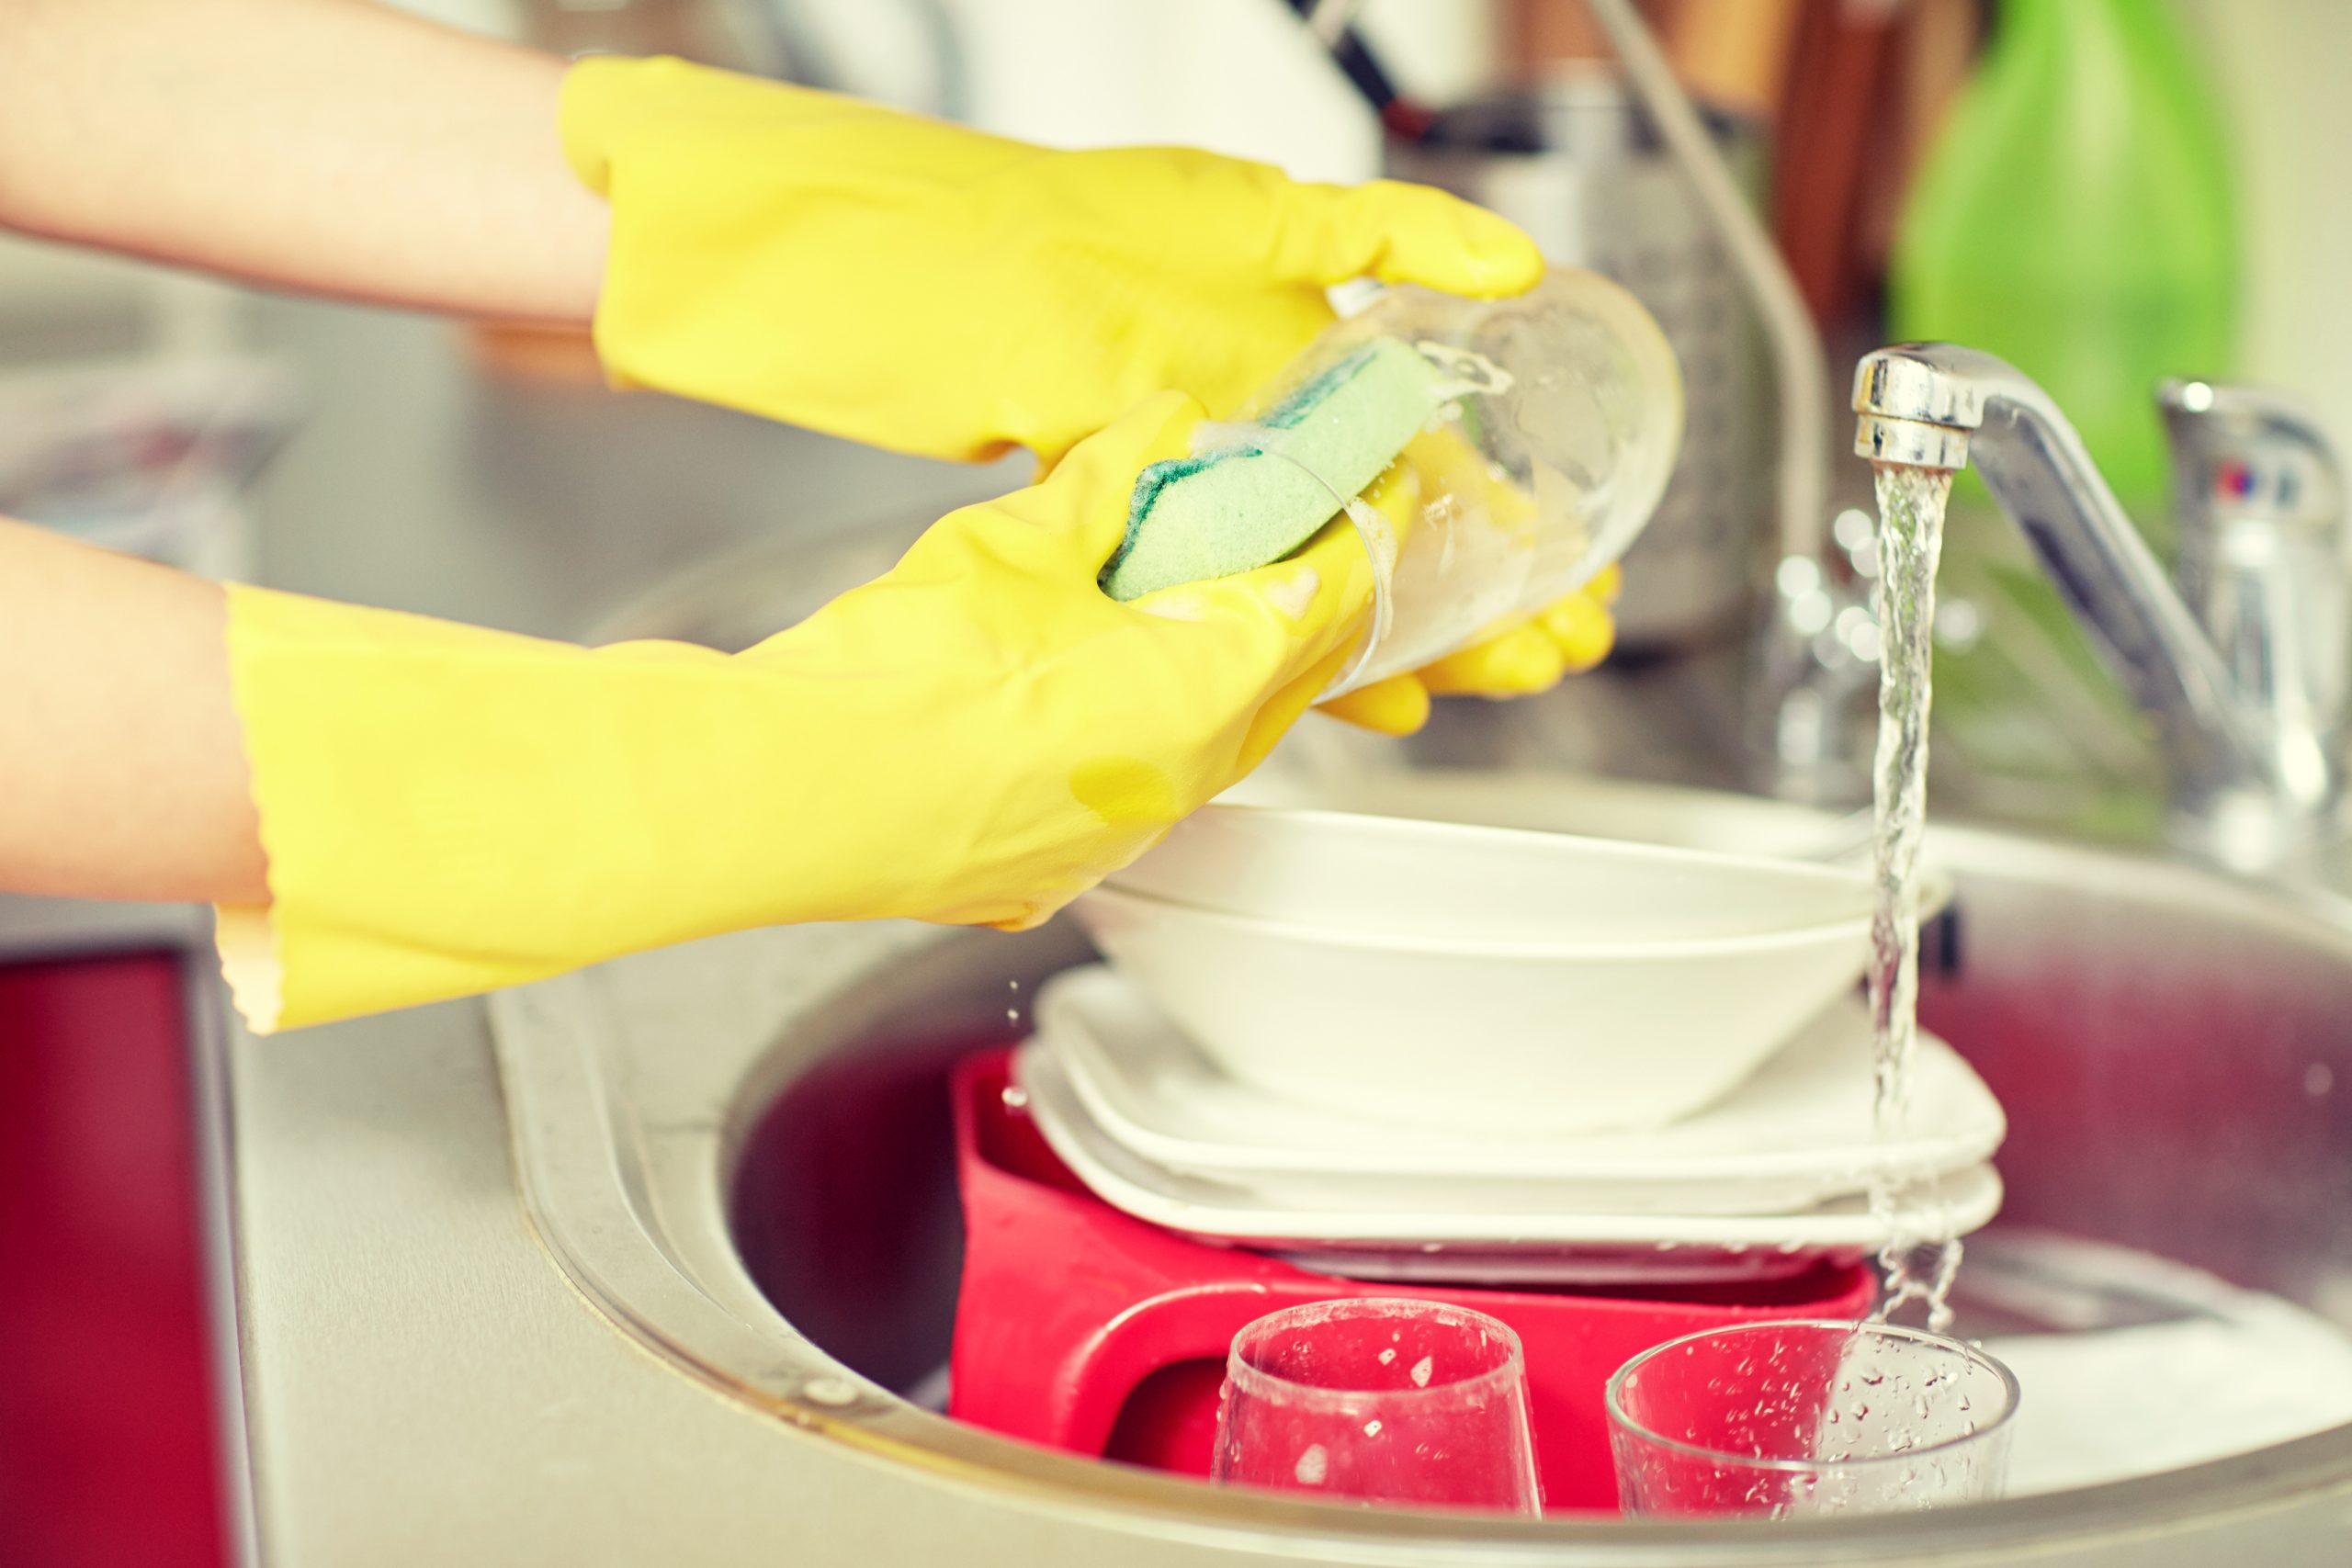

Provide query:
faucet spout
left=1851, top=344, right=2321, bottom=856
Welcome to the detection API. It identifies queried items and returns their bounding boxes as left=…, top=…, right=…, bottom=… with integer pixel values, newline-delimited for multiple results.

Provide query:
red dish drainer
left=947, top=1050, right=1876, bottom=1514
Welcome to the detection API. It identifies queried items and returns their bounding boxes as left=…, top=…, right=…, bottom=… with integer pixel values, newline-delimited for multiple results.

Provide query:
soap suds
left=1136, top=591, right=1208, bottom=622
left=1262, top=565, right=1320, bottom=620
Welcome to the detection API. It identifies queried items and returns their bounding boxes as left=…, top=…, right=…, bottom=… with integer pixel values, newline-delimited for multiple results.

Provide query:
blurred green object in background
left=1891, top=0, right=2237, bottom=535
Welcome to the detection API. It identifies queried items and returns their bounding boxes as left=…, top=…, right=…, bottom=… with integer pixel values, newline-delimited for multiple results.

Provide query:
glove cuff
left=557, top=54, right=888, bottom=196
left=216, top=583, right=844, bottom=1031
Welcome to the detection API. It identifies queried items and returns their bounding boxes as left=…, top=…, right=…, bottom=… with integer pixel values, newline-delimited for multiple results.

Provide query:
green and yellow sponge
left=1100, top=338, right=1452, bottom=602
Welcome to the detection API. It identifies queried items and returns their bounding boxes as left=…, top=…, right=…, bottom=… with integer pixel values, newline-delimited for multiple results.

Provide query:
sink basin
left=491, top=774, right=2352, bottom=1563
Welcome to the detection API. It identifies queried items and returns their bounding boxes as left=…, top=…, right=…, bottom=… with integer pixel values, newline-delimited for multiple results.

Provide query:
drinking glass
left=1193, top=268, right=1683, bottom=696
left=1607, top=1318, right=2018, bottom=1517
left=1210, top=1298, right=1542, bottom=1515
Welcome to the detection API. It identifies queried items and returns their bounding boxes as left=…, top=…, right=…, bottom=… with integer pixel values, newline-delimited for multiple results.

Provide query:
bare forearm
left=0, top=0, right=606, bottom=321
left=0, top=520, right=267, bottom=904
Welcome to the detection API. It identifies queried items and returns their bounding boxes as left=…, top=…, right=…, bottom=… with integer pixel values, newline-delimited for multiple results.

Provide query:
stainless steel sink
left=492, top=774, right=2352, bottom=1564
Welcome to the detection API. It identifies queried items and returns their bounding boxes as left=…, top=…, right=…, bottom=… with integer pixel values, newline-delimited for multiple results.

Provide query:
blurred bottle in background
left=1890, top=0, right=2237, bottom=531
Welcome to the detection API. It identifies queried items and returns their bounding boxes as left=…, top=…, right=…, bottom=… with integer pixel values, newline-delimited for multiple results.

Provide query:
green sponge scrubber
left=1100, top=337, right=1450, bottom=602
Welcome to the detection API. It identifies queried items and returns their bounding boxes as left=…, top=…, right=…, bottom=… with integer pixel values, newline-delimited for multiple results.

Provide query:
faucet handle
left=2157, top=378, right=2350, bottom=817
left=2159, top=378, right=2344, bottom=545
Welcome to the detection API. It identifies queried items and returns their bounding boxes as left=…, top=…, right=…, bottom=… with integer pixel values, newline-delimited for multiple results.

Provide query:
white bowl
left=1070, top=885, right=1878, bottom=1135
left=1108, top=804, right=1879, bottom=945
left=1218, top=767, right=1874, bottom=861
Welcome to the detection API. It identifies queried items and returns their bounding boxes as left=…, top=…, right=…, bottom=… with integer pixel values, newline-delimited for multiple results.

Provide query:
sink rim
left=491, top=810, right=2352, bottom=1562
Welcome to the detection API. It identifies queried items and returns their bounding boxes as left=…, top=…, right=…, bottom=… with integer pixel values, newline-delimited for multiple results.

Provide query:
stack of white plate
left=1023, top=797, right=2002, bottom=1284
left=1018, top=967, right=2004, bottom=1285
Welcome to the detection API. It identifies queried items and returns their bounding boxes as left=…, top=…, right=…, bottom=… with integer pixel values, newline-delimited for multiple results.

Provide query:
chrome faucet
left=1849, top=344, right=2348, bottom=870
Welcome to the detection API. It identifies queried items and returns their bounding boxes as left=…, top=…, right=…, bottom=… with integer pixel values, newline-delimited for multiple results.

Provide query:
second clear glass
left=1606, top=1318, right=2019, bottom=1518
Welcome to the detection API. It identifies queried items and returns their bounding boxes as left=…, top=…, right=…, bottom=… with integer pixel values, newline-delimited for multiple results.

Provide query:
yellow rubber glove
left=559, top=55, right=1544, bottom=466
left=1317, top=568, right=1622, bottom=736
left=214, top=393, right=1374, bottom=1032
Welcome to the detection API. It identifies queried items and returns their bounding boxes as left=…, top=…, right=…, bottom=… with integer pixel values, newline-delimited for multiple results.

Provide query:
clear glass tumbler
left=1131, top=268, right=1682, bottom=695
left=1606, top=1318, right=2018, bottom=1518
left=1210, top=1298, right=1542, bottom=1515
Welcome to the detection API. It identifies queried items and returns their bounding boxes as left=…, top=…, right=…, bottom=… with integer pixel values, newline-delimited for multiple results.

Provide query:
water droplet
left=1001, top=1085, right=1029, bottom=1110
left=1410, top=1355, right=1434, bottom=1388
left=1377, top=1348, right=1396, bottom=1366
left=801, top=1377, right=859, bottom=1408
left=1363, top=1419, right=1382, bottom=1438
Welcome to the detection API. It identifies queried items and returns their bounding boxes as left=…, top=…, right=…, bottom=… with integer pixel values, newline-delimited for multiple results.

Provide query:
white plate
left=1015, top=1043, right=2005, bottom=1259
left=1035, top=965, right=2004, bottom=1213
left=1270, top=1246, right=1848, bottom=1288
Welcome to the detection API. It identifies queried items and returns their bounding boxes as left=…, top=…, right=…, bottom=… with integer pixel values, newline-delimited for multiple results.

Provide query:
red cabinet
left=0, top=953, right=228, bottom=1568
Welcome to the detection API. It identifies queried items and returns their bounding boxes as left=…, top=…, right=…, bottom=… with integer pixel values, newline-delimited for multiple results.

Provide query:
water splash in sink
left=1867, top=462, right=1959, bottom=1330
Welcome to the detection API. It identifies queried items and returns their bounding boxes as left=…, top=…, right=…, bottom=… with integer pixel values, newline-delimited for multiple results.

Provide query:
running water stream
left=1864, top=463, right=1960, bottom=1330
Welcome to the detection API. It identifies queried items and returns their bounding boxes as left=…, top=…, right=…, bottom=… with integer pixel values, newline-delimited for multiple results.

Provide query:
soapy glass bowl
left=1231, top=268, right=1682, bottom=694
left=1606, top=1319, right=2019, bottom=1517
left=1211, top=1298, right=1542, bottom=1515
